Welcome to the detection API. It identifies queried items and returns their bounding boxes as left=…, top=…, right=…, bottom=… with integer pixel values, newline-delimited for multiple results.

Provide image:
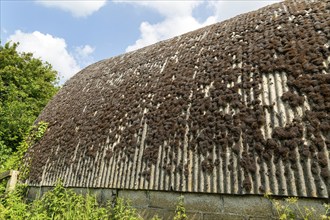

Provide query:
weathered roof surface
left=26, top=0, right=330, bottom=198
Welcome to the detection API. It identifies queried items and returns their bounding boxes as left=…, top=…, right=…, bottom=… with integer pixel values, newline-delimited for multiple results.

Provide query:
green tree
left=0, top=42, right=59, bottom=163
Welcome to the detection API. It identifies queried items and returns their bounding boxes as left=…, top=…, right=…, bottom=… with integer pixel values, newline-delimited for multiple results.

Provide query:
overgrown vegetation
left=173, top=195, right=187, bottom=220
left=0, top=181, right=191, bottom=220
left=265, top=193, right=330, bottom=220
left=0, top=42, right=58, bottom=162
left=0, top=121, right=49, bottom=195
left=1, top=182, right=110, bottom=219
left=112, top=197, right=142, bottom=220
left=0, top=122, right=48, bottom=175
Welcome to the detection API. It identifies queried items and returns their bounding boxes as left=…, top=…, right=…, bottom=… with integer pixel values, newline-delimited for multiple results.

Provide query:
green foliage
left=35, top=181, right=109, bottom=220
left=0, top=121, right=48, bottom=195
left=0, top=180, right=150, bottom=220
left=0, top=42, right=58, bottom=158
left=0, top=183, right=29, bottom=220
left=321, top=204, right=330, bottom=220
left=112, top=197, right=142, bottom=220
left=174, top=195, right=187, bottom=220
left=0, top=121, right=48, bottom=177
left=0, top=140, right=11, bottom=169
left=0, top=180, right=6, bottom=194
left=0, top=182, right=191, bottom=219
left=151, top=214, right=162, bottom=220
left=0, top=181, right=110, bottom=220
left=265, top=193, right=329, bottom=220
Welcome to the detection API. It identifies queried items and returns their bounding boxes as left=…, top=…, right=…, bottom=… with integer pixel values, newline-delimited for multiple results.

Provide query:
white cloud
left=126, top=16, right=214, bottom=52
left=122, top=1, right=280, bottom=52
left=76, top=45, right=95, bottom=57
left=122, top=1, right=202, bottom=18
left=124, top=1, right=212, bottom=52
left=7, top=30, right=89, bottom=83
left=74, top=45, right=95, bottom=67
left=207, top=1, right=281, bottom=22
left=35, top=0, right=107, bottom=17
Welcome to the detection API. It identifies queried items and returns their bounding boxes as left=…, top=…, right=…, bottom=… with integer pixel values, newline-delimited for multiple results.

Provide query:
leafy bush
left=0, top=141, right=12, bottom=170
left=0, top=181, right=109, bottom=220
left=112, top=197, right=142, bottom=220
left=0, top=181, right=155, bottom=220
left=265, top=193, right=330, bottom=220
left=34, top=181, right=109, bottom=219
left=0, top=42, right=59, bottom=154
left=0, top=181, right=192, bottom=220
left=0, top=121, right=48, bottom=196
left=174, top=195, right=187, bottom=220
left=0, top=184, right=29, bottom=220
left=321, top=204, right=330, bottom=220
left=0, top=121, right=48, bottom=176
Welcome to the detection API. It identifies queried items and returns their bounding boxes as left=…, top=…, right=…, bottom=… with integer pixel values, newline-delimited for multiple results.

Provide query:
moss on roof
left=27, top=0, right=330, bottom=198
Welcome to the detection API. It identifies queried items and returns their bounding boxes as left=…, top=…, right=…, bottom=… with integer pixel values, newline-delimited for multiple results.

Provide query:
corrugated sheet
left=26, top=0, right=330, bottom=198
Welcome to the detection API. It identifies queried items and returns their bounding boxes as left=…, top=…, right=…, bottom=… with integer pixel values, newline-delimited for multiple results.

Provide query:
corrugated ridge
left=27, top=0, right=330, bottom=198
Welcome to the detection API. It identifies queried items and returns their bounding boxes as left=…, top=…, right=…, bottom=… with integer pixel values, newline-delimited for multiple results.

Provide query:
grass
left=0, top=181, right=189, bottom=220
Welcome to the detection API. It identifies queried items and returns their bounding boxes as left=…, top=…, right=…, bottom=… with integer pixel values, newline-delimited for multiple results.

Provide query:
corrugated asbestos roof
left=26, top=0, right=330, bottom=198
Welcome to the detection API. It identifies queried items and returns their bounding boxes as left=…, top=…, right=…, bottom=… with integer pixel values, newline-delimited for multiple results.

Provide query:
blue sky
left=1, top=0, right=279, bottom=84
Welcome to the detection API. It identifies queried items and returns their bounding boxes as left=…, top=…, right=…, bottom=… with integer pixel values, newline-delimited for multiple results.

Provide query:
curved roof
left=26, top=0, right=330, bottom=198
